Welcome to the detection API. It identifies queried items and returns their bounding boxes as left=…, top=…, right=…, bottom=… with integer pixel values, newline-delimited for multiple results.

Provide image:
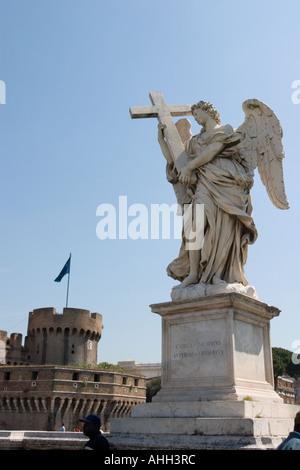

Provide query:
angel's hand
left=158, top=123, right=167, bottom=140
left=179, top=166, right=192, bottom=185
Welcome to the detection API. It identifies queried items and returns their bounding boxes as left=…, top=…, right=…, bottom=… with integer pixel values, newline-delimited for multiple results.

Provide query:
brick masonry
left=0, top=307, right=146, bottom=431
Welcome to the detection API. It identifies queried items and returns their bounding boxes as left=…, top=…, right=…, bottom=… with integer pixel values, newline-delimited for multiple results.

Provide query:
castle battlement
left=25, top=307, right=103, bottom=366
left=1, top=307, right=103, bottom=367
left=27, top=307, right=102, bottom=338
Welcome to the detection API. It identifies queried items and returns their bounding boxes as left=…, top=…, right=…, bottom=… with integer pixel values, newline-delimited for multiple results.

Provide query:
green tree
left=146, top=377, right=161, bottom=402
left=272, top=347, right=300, bottom=387
left=96, top=362, right=125, bottom=372
left=73, top=362, right=125, bottom=372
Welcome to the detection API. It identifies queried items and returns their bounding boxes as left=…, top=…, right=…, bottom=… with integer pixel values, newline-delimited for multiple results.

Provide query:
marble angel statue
left=157, top=99, right=289, bottom=300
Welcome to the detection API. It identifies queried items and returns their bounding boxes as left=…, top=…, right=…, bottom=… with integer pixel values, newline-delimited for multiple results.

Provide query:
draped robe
left=166, top=124, right=258, bottom=286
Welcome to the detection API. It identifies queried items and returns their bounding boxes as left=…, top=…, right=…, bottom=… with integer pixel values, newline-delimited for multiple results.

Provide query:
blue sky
left=0, top=0, right=299, bottom=364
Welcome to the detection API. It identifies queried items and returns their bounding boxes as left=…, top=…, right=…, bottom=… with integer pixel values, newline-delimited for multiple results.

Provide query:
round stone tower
left=24, top=307, right=103, bottom=366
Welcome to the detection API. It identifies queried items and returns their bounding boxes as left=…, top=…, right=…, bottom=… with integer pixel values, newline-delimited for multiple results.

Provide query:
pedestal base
left=108, top=433, right=288, bottom=450
left=109, top=294, right=299, bottom=449
left=109, top=400, right=299, bottom=450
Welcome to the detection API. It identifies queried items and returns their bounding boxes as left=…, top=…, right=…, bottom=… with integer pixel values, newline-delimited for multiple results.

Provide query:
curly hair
left=191, top=101, right=221, bottom=125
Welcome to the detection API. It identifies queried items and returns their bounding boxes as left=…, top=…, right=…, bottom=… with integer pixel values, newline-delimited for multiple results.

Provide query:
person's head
left=294, top=411, right=300, bottom=433
left=79, top=414, right=101, bottom=438
left=191, top=101, right=221, bottom=127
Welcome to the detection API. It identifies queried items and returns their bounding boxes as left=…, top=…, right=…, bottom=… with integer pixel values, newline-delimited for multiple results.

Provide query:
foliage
left=146, top=376, right=161, bottom=402
left=96, top=362, right=125, bottom=372
left=73, top=362, right=125, bottom=372
left=272, top=347, right=300, bottom=380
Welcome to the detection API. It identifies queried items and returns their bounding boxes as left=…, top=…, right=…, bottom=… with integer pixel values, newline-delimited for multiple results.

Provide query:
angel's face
left=192, top=108, right=209, bottom=127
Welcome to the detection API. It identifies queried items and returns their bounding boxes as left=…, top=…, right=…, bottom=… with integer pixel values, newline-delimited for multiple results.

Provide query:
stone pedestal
left=151, top=293, right=281, bottom=403
left=109, top=294, right=299, bottom=449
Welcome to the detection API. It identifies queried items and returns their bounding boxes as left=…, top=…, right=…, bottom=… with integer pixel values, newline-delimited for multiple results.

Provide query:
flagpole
left=66, top=253, right=71, bottom=308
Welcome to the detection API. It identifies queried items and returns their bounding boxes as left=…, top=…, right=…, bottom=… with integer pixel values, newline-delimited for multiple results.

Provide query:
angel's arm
left=179, top=142, right=224, bottom=184
left=188, top=142, right=224, bottom=170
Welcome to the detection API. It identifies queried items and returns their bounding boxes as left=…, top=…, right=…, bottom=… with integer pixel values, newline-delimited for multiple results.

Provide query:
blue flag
left=54, top=255, right=71, bottom=282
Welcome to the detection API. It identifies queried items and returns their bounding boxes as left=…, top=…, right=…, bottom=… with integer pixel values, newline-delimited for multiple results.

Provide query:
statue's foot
left=180, top=274, right=199, bottom=287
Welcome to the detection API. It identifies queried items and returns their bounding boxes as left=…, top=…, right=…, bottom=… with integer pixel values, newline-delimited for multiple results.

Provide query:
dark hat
left=79, top=414, right=101, bottom=427
left=295, top=411, right=300, bottom=425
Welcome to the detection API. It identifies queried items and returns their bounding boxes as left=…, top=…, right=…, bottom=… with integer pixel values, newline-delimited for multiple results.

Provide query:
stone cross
left=130, top=91, right=192, bottom=172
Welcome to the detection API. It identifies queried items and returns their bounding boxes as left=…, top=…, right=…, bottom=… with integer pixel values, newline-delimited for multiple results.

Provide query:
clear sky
left=0, top=0, right=299, bottom=365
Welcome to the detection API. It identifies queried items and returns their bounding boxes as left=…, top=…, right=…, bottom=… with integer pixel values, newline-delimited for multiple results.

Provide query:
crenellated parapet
left=24, top=307, right=103, bottom=366
left=27, top=307, right=102, bottom=338
left=0, top=331, right=28, bottom=365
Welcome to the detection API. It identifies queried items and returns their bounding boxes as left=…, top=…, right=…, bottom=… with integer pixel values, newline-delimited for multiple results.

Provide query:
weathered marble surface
left=150, top=294, right=281, bottom=403
left=131, top=93, right=289, bottom=299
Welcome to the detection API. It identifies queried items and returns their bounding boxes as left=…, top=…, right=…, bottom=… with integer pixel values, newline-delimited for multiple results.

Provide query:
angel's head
left=191, top=101, right=221, bottom=126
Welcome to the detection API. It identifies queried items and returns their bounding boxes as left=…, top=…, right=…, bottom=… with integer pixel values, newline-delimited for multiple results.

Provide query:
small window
left=4, top=372, right=10, bottom=381
left=94, top=374, right=100, bottom=383
left=31, top=371, right=38, bottom=380
left=122, top=377, right=127, bottom=385
left=72, top=372, right=79, bottom=381
left=134, top=378, right=139, bottom=387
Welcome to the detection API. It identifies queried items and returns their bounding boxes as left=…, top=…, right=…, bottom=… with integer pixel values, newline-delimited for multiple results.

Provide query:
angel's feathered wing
left=176, top=118, right=193, bottom=145
left=236, top=99, right=289, bottom=210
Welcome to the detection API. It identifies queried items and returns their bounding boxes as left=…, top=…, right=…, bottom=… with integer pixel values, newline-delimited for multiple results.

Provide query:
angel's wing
left=236, top=99, right=289, bottom=210
left=175, top=118, right=193, bottom=144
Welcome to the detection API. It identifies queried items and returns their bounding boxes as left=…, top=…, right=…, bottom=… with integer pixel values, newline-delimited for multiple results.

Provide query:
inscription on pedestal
left=168, top=318, right=229, bottom=382
left=173, top=340, right=224, bottom=359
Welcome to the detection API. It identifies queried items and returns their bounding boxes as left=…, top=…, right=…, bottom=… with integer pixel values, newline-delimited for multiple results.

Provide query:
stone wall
left=0, top=330, right=28, bottom=365
left=25, top=307, right=102, bottom=366
left=0, top=365, right=146, bottom=431
left=294, top=380, right=300, bottom=404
